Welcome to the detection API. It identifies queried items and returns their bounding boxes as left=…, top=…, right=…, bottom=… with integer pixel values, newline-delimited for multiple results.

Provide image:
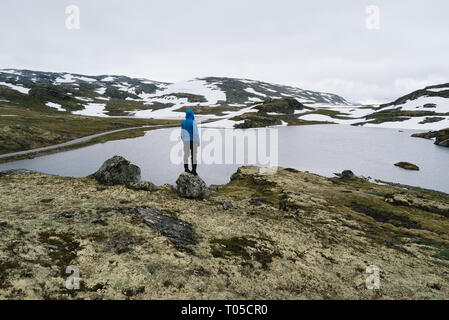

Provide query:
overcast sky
left=1, top=0, right=448, bottom=103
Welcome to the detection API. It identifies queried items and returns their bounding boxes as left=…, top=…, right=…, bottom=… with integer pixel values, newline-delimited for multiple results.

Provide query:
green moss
left=210, top=236, right=281, bottom=270
left=349, top=202, right=421, bottom=229
left=215, top=175, right=283, bottom=208
left=38, top=231, right=81, bottom=274
left=210, top=237, right=256, bottom=259
left=433, top=248, right=449, bottom=261
left=0, top=260, right=20, bottom=289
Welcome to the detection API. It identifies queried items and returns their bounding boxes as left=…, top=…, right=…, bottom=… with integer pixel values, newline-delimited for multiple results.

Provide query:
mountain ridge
left=0, top=68, right=350, bottom=118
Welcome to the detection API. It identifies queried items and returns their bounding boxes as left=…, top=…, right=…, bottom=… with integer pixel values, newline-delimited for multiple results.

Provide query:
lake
left=1, top=125, right=448, bottom=193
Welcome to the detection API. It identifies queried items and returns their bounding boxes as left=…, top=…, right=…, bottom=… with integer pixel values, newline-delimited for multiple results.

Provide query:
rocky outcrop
left=94, top=155, right=141, bottom=186
left=234, top=114, right=282, bottom=129
left=254, top=97, right=306, bottom=114
left=385, top=194, right=449, bottom=217
left=435, top=129, right=449, bottom=147
left=334, top=170, right=357, bottom=180
left=134, top=206, right=196, bottom=251
left=412, top=128, right=449, bottom=147
left=394, top=162, right=419, bottom=171
left=176, top=172, right=210, bottom=199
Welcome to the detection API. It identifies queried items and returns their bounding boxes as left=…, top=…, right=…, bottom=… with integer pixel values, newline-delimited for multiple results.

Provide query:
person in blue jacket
left=181, top=109, right=200, bottom=175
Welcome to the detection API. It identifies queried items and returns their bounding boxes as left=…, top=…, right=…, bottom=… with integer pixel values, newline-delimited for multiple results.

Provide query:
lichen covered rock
left=176, top=172, right=210, bottom=199
left=94, top=155, right=141, bottom=186
left=334, top=170, right=357, bottom=180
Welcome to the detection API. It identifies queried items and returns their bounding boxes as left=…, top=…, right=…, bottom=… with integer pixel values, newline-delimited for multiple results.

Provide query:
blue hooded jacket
left=181, top=109, right=200, bottom=145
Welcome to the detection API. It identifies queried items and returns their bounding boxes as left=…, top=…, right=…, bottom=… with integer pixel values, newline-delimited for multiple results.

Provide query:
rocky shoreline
left=1, top=160, right=449, bottom=299
left=412, top=128, right=449, bottom=147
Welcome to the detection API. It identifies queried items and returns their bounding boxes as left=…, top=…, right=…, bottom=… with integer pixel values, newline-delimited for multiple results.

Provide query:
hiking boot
left=192, top=164, right=198, bottom=176
left=184, top=164, right=192, bottom=173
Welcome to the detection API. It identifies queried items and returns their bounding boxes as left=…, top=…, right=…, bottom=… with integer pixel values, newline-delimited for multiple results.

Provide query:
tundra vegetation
left=0, top=166, right=448, bottom=299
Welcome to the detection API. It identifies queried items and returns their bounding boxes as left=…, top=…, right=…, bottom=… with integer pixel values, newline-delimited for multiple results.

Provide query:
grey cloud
left=0, top=0, right=448, bottom=103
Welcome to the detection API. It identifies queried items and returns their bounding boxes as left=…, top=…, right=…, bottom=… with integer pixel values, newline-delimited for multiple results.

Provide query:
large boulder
left=94, top=156, right=141, bottom=186
left=176, top=172, right=210, bottom=199
left=254, top=97, right=305, bottom=114
left=334, top=170, right=357, bottom=180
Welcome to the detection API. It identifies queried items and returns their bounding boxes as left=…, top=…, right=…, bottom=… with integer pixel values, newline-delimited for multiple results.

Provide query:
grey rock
left=209, top=184, right=219, bottom=192
left=222, top=202, right=236, bottom=210
left=176, top=172, right=210, bottom=200
left=61, top=212, right=81, bottom=218
left=94, top=155, right=141, bottom=186
left=253, top=177, right=275, bottom=186
left=127, top=181, right=158, bottom=192
left=437, top=138, right=449, bottom=147
left=135, top=206, right=196, bottom=251
left=334, top=170, right=357, bottom=180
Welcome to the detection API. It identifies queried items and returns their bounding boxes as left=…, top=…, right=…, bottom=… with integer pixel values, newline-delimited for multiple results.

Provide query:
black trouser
left=183, top=140, right=197, bottom=165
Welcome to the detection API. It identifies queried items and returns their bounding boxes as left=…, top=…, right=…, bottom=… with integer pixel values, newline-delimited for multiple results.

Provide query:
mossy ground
left=1, top=167, right=449, bottom=299
left=0, top=104, right=179, bottom=158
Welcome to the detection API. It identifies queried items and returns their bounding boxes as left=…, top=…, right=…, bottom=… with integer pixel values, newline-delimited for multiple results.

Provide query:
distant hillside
left=0, top=69, right=349, bottom=118
left=380, top=83, right=449, bottom=108
left=2, top=68, right=448, bottom=131
left=347, top=83, right=449, bottom=130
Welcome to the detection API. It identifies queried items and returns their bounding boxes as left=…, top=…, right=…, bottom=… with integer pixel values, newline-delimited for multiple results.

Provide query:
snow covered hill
left=0, top=68, right=349, bottom=119
left=358, top=83, right=449, bottom=130
left=1, top=68, right=448, bottom=131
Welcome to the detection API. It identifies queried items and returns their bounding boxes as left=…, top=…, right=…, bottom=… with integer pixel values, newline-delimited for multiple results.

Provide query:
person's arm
left=193, top=121, right=200, bottom=146
left=180, top=121, right=186, bottom=140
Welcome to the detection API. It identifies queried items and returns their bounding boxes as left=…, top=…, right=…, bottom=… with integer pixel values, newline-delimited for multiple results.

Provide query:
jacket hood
left=185, top=109, right=194, bottom=119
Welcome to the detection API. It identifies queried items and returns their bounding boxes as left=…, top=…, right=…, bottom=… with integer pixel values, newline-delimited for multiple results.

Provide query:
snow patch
left=298, top=114, right=337, bottom=122
left=0, top=82, right=30, bottom=94
left=72, top=103, right=108, bottom=117
left=46, top=102, right=65, bottom=112
left=101, top=76, right=115, bottom=82
left=55, top=74, right=76, bottom=83
left=245, top=87, right=267, bottom=97
left=74, top=76, right=96, bottom=83
left=95, top=87, right=106, bottom=95
left=75, top=97, right=93, bottom=102
left=384, top=96, right=449, bottom=114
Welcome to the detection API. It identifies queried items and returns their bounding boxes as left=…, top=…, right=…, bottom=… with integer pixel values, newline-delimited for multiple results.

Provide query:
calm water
left=1, top=125, right=448, bottom=193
